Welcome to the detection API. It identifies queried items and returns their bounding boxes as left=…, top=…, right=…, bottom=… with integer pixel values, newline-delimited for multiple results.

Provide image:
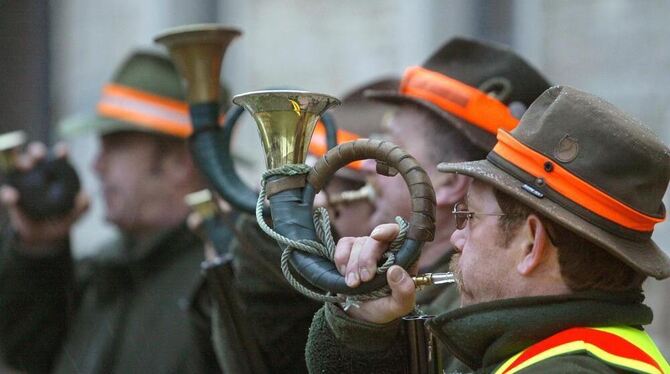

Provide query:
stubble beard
left=449, top=253, right=473, bottom=305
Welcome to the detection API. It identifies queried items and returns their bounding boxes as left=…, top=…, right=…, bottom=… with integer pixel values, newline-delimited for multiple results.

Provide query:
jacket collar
left=427, top=290, right=652, bottom=370
left=88, top=223, right=201, bottom=300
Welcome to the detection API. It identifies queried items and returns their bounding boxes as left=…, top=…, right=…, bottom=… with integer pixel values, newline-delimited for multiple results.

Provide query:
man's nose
left=450, top=227, right=466, bottom=253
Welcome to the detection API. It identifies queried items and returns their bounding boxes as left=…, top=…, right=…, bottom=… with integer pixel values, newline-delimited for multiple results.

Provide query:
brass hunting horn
left=155, top=25, right=271, bottom=374
left=233, top=90, right=436, bottom=299
left=155, top=25, right=338, bottom=215
left=154, top=24, right=261, bottom=213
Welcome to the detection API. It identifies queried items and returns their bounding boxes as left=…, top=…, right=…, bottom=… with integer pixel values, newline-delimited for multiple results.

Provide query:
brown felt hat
left=307, top=78, right=399, bottom=181
left=438, top=85, right=670, bottom=279
left=366, top=37, right=550, bottom=151
left=329, top=77, right=399, bottom=138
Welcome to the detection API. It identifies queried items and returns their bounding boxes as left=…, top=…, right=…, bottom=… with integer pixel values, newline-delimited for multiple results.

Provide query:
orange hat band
left=493, top=130, right=664, bottom=232
left=309, top=122, right=364, bottom=170
left=97, top=83, right=192, bottom=138
left=400, top=66, right=519, bottom=134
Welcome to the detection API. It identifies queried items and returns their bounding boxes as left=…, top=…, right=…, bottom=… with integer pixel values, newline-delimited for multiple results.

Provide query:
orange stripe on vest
left=495, top=326, right=669, bottom=374
left=493, top=130, right=664, bottom=232
left=399, top=66, right=519, bottom=135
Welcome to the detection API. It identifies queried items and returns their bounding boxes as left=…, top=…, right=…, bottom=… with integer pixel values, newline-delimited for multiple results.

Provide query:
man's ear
left=159, top=148, right=195, bottom=183
left=516, top=214, right=551, bottom=275
left=433, top=173, right=470, bottom=207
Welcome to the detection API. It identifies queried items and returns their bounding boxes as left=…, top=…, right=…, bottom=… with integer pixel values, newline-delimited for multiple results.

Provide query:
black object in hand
left=8, top=157, right=81, bottom=220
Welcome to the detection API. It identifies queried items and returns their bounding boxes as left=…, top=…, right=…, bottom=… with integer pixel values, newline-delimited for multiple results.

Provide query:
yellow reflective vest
left=495, top=326, right=669, bottom=374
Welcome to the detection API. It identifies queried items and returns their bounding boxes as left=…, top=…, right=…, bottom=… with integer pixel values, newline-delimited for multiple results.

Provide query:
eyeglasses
left=452, top=202, right=506, bottom=230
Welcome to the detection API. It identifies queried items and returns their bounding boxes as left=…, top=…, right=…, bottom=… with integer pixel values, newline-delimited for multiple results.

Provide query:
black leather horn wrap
left=269, top=139, right=436, bottom=295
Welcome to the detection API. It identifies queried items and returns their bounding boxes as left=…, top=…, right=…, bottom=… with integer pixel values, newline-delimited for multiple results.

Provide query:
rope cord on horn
left=255, top=164, right=410, bottom=305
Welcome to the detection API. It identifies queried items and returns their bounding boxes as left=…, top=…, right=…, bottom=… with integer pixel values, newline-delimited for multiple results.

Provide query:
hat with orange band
left=438, top=86, right=670, bottom=279
left=366, top=37, right=550, bottom=151
left=62, top=50, right=228, bottom=139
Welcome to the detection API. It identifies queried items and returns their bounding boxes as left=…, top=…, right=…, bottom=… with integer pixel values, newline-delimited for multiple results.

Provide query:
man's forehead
left=465, top=179, right=493, bottom=205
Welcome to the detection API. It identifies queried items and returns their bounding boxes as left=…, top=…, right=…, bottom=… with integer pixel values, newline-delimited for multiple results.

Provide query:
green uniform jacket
left=0, top=224, right=219, bottom=374
left=220, top=213, right=322, bottom=373
left=306, top=290, right=657, bottom=373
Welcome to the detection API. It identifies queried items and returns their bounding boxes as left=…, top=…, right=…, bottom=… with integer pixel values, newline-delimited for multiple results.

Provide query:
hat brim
left=364, top=89, right=496, bottom=151
left=58, top=115, right=161, bottom=140
left=438, top=159, right=670, bottom=280
left=58, top=114, right=256, bottom=166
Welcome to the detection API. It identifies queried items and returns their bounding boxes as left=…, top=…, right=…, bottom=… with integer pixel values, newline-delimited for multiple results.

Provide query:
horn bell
left=232, top=90, right=340, bottom=169
left=154, top=24, right=241, bottom=103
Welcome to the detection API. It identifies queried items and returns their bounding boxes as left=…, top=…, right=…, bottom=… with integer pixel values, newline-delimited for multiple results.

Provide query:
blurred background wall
left=2, top=0, right=669, bottom=355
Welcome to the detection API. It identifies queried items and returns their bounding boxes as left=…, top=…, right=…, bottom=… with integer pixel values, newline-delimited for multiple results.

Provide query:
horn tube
left=403, top=315, right=443, bottom=374
left=184, top=188, right=268, bottom=374
left=154, top=25, right=257, bottom=212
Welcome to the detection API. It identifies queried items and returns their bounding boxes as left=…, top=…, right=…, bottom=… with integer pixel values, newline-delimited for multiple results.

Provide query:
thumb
left=386, top=265, right=416, bottom=315
left=370, top=223, right=400, bottom=242
left=0, top=185, right=19, bottom=206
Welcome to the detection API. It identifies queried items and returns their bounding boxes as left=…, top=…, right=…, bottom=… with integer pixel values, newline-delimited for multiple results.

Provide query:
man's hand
left=334, top=223, right=417, bottom=324
left=186, top=195, right=232, bottom=261
left=0, top=142, right=89, bottom=255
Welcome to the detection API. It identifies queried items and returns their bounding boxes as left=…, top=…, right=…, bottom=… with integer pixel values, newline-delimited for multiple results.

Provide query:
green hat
left=306, top=78, right=399, bottom=181
left=438, top=86, right=670, bottom=279
left=366, top=37, right=551, bottom=152
left=60, top=50, right=229, bottom=139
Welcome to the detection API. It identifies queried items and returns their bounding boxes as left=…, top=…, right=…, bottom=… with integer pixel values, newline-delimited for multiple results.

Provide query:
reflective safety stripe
left=492, top=130, right=664, bottom=232
left=309, top=122, right=364, bottom=170
left=399, top=66, right=519, bottom=135
left=97, top=83, right=192, bottom=138
left=494, top=326, right=670, bottom=374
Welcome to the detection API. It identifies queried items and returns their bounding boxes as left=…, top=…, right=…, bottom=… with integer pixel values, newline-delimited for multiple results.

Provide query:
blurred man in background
left=0, top=51, right=219, bottom=373
left=306, top=37, right=551, bottom=372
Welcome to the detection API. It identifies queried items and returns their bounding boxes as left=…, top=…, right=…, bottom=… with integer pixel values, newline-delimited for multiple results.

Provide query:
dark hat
left=61, top=50, right=229, bottom=139
left=366, top=37, right=550, bottom=151
left=330, top=77, right=399, bottom=137
left=438, top=86, right=670, bottom=279
left=308, top=78, right=399, bottom=177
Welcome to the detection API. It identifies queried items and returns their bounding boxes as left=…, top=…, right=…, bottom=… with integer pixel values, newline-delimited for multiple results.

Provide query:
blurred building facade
left=2, top=0, right=669, bottom=355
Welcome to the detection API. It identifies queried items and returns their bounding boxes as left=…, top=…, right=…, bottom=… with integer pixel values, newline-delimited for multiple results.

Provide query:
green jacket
left=0, top=224, right=219, bottom=374
left=207, top=213, right=322, bottom=373
left=306, top=290, right=658, bottom=373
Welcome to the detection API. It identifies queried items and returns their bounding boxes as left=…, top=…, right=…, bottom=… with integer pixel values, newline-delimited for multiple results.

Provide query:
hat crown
left=424, top=37, right=550, bottom=107
left=111, top=50, right=185, bottom=101
left=331, top=78, right=398, bottom=137
left=513, top=86, right=670, bottom=217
